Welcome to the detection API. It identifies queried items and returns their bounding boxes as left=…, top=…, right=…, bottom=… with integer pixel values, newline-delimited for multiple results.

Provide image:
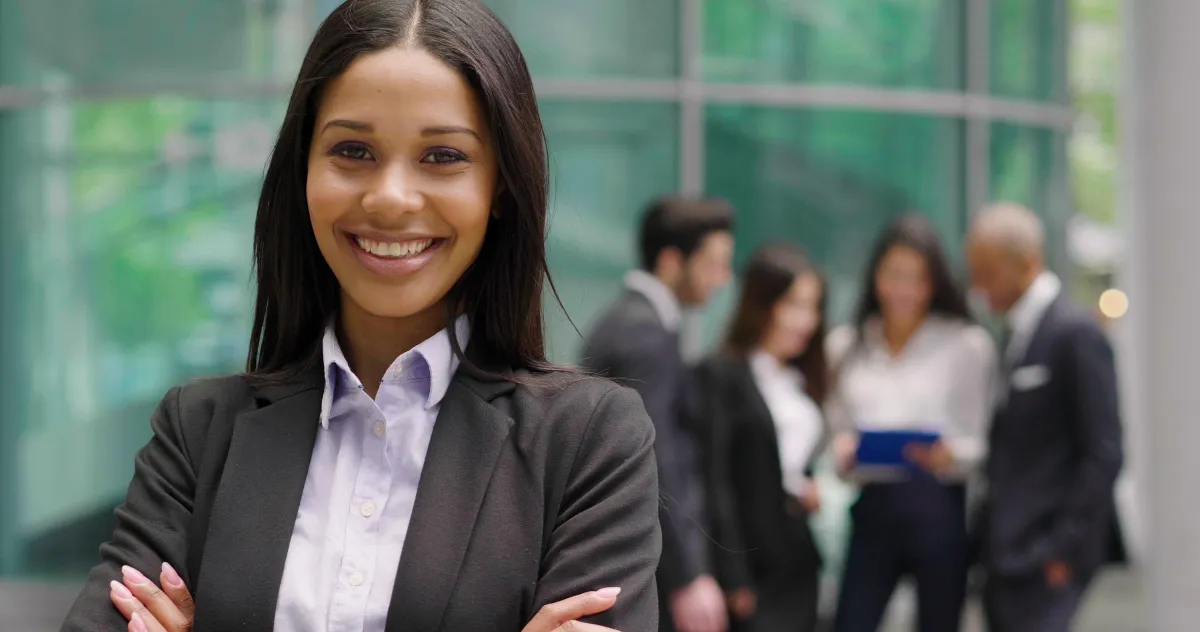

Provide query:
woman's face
left=307, top=46, right=499, bottom=322
left=874, top=244, right=933, bottom=325
left=762, top=272, right=823, bottom=361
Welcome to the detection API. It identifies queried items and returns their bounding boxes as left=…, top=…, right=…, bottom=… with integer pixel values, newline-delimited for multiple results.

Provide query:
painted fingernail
left=121, top=565, right=148, bottom=585
left=130, top=612, right=149, bottom=632
left=162, top=562, right=183, bottom=587
left=595, top=587, right=621, bottom=599
left=109, top=580, right=133, bottom=599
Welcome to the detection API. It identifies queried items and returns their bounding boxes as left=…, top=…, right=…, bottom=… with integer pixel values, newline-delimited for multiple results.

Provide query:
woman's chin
left=343, top=291, right=452, bottom=323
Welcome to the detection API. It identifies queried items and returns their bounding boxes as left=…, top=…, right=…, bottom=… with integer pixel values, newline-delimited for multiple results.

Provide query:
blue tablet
left=855, top=429, right=940, bottom=467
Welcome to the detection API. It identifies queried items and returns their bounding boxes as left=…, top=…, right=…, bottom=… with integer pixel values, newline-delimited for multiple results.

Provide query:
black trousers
left=983, top=573, right=1088, bottom=632
left=736, top=574, right=820, bottom=632
left=832, top=478, right=969, bottom=632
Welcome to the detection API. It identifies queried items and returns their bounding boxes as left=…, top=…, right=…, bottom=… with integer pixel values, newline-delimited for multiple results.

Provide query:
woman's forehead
left=315, top=47, right=488, bottom=137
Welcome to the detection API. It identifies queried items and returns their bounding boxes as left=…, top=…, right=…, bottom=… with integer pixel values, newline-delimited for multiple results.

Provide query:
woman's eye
left=331, top=142, right=373, bottom=161
left=422, top=148, right=468, bottom=165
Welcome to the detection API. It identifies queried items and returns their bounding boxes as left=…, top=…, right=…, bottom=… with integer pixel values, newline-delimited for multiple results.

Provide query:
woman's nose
left=362, top=164, right=424, bottom=216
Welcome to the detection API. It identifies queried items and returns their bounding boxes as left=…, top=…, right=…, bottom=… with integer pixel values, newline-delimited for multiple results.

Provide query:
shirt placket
left=327, top=395, right=392, bottom=632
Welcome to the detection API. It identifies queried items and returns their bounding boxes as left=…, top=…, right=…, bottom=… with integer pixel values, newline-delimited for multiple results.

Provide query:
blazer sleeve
left=608, top=323, right=704, bottom=594
left=61, top=387, right=196, bottom=632
left=532, top=386, right=661, bottom=630
left=693, top=361, right=752, bottom=592
left=1051, top=320, right=1124, bottom=566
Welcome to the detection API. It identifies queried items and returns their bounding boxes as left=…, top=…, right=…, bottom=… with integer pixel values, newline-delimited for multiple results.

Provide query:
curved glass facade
left=0, top=0, right=1071, bottom=582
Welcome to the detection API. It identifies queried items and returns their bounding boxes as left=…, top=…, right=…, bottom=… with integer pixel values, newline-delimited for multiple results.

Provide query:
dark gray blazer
left=692, top=353, right=825, bottom=592
left=983, top=295, right=1124, bottom=580
left=60, top=357, right=661, bottom=631
left=581, top=290, right=710, bottom=596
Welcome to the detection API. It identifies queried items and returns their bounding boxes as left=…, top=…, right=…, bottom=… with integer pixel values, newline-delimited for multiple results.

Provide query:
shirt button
left=373, top=421, right=386, bottom=438
left=348, top=571, right=365, bottom=587
left=360, top=501, right=376, bottom=518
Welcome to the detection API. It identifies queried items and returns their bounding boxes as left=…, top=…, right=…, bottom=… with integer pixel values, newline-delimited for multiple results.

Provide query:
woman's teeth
left=355, top=237, right=434, bottom=258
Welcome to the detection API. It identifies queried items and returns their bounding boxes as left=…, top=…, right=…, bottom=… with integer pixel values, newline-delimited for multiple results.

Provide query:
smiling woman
left=57, top=1, right=661, bottom=632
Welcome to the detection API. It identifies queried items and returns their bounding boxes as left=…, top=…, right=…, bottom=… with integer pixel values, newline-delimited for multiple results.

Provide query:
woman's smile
left=346, top=231, right=448, bottom=278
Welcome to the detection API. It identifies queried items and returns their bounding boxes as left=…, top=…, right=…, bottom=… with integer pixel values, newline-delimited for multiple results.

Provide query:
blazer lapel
left=385, top=368, right=515, bottom=632
left=735, top=361, right=776, bottom=435
left=1006, top=296, right=1063, bottom=386
left=193, top=371, right=323, bottom=632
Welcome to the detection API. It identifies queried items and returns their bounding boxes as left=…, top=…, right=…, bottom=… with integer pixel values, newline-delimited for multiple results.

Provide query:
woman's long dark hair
left=852, top=213, right=972, bottom=348
left=246, top=0, right=559, bottom=379
left=724, top=244, right=829, bottom=404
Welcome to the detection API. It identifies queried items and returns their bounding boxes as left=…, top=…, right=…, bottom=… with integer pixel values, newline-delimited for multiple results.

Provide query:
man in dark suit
left=582, top=196, right=735, bottom=632
left=965, top=203, right=1124, bottom=632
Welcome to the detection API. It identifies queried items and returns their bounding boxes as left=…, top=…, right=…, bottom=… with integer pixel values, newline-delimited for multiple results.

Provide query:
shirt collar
left=749, top=349, right=805, bottom=386
left=624, top=269, right=682, bottom=332
left=318, top=315, right=470, bottom=428
left=1007, top=271, right=1061, bottom=337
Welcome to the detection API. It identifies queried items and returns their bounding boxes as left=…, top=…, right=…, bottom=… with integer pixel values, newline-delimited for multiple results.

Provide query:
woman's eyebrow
left=319, top=120, right=481, bottom=142
left=322, top=119, right=373, bottom=133
left=422, top=125, right=482, bottom=142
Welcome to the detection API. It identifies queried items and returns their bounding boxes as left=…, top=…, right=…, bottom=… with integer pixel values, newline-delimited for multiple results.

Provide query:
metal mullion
left=679, top=0, right=704, bottom=196
left=965, top=0, right=991, bottom=219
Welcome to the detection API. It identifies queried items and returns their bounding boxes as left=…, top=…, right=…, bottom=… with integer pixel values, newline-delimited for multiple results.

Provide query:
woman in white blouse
left=694, top=244, right=829, bottom=632
left=827, top=215, right=995, bottom=632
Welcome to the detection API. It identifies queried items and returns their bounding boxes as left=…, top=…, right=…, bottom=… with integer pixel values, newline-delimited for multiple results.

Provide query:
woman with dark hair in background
left=60, top=1, right=660, bottom=631
left=828, top=214, right=995, bottom=632
left=694, top=244, right=829, bottom=632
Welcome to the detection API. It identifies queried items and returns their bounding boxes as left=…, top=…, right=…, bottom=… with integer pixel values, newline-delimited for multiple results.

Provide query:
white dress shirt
left=1004, top=271, right=1062, bottom=365
left=748, top=351, right=825, bottom=497
left=826, top=316, right=996, bottom=476
left=273, top=316, right=469, bottom=632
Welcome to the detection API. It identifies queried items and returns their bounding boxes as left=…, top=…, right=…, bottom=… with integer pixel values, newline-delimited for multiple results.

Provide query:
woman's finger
left=552, top=623, right=619, bottom=632
left=109, top=583, right=167, bottom=632
left=109, top=580, right=146, bottom=621
left=121, top=566, right=189, bottom=631
left=159, top=563, right=196, bottom=620
left=130, top=610, right=167, bottom=632
left=522, top=588, right=621, bottom=632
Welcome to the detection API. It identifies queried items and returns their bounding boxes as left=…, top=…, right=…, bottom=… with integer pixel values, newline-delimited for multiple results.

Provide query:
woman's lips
left=347, top=233, right=446, bottom=278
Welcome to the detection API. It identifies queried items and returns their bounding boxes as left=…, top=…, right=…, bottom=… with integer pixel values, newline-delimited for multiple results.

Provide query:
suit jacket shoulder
left=583, top=293, right=670, bottom=356
left=503, top=371, right=657, bottom=451
left=1048, top=298, right=1106, bottom=339
left=171, top=375, right=254, bottom=456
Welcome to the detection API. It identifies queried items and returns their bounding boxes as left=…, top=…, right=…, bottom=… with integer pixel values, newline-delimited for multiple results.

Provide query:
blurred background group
left=5, top=0, right=1197, bottom=630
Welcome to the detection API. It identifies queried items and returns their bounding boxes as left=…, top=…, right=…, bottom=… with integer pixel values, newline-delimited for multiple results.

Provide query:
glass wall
left=0, top=0, right=1072, bottom=585
left=704, top=0, right=963, bottom=88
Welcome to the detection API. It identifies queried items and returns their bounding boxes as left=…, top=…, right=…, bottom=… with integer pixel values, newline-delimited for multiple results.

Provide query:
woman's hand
left=522, top=587, right=624, bottom=632
left=905, top=440, right=955, bottom=475
left=799, top=478, right=822, bottom=513
left=110, top=566, right=623, bottom=632
left=109, top=563, right=194, bottom=632
left=832, top=432, right=859, bottom=474
left=726, top=587, right=756, bottom=621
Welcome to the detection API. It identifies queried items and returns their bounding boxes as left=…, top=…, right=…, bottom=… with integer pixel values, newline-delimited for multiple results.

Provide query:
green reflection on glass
left=990, top=122, right=1069, bottom=272
left=486, top=0, right=679, bottom=79
left=706, top=105, right=964, bottom=316
left=7, top=0, right=302, bottom=87
left=704, top=0, right=963, bottom=89
left=990, top=0, right=1067, bottom=101
left=8, top=94, right=283, bottom=577
left=538, top=100, right=679, bottom=363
